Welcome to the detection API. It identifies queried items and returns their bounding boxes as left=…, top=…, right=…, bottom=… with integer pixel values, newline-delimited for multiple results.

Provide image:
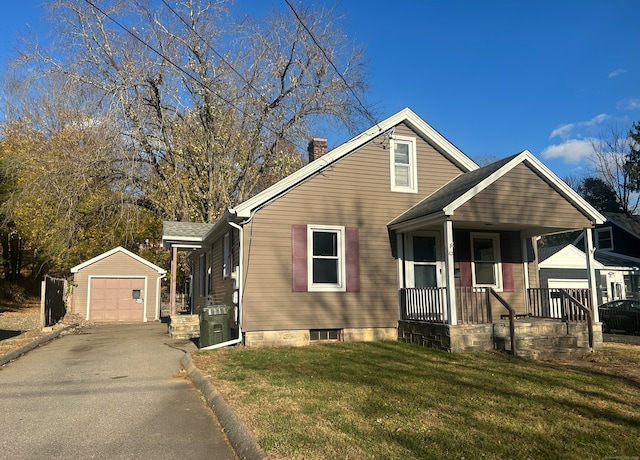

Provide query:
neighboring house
left=70, top=246, right=167, bottom=322
left=540, top=213, right=640, bottom=304
left=162, top=108, right=605, bottom=354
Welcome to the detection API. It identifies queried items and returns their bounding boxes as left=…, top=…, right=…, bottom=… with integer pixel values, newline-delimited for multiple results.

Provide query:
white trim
left=404, top=231, right=442, bottom=287
left=442, top=151, right=606, bottom=225
left=307, top=225, right=346, bottom=292
left=223, top=232, right=231, bottom=278
left=71, top=246, right=166, bottom=274
left=86, top=275, right=149, bottom=322
left=444, top=220, right=457, bottom=325
left=390, top=135, right=418, bottom=193
left=595, top=227, right=614, bottom=251
left=230, top=108, right=479, bottom=218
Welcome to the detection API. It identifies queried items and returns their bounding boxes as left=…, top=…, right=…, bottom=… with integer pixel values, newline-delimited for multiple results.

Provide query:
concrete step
left=514, top=346, right=592, bottom=360
left=169, top=314, right=200, bottom=339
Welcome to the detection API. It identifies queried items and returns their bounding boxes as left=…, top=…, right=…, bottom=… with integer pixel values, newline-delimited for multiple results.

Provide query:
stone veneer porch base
left=398, top=321, right=495, bottom=352
left=243, top=327, right=397, bottom=348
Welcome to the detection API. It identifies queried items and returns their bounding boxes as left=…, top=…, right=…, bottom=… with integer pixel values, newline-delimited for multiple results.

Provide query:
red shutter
left=500, top=233, right=514, bottom=292
left=500, top=233, right=515, bottom=292
left=457, top=232, right=473, bottom=287
left=346, top=227, right=360, bottom=292
left=291, top=225, right=308, bottom=292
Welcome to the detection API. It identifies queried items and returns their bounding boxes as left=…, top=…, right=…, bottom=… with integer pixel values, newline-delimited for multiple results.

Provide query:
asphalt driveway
left=0, top=323, right=237, bottom=460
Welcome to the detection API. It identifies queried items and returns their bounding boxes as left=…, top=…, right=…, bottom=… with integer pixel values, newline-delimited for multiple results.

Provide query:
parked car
left=598, top=300, right=640, bottom=334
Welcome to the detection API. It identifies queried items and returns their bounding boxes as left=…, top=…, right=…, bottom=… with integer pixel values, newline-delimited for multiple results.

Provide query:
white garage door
left=89, top=278, right=145, bottom=322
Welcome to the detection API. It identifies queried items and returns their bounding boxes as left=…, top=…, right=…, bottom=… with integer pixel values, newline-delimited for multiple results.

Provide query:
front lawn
left=192, top=341, right=640, bottom=459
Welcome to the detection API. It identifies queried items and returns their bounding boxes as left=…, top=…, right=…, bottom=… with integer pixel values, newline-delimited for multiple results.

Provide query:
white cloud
left=608, top=69, right=628, bottom=78
left=549, top=114, right=610, bottom=140
left=616, top=98, right=640, bottom=110
left=541, top=138, right=594, bottom=163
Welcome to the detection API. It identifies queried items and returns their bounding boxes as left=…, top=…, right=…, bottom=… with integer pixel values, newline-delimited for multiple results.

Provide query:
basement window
left=310, top=329, right=341, bottom=341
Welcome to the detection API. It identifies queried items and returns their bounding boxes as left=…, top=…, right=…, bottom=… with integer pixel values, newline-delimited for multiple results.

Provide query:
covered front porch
left=388, top=151, right=606, bottom=357
left=398, top=286, right=599, bottom=356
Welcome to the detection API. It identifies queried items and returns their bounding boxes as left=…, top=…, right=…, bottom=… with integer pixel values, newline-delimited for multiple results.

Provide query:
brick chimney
left=307, top=138, right=327, bottom=163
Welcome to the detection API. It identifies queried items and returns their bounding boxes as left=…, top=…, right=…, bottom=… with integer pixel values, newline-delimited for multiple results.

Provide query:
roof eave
left=231, top=108, right=478, bottom=218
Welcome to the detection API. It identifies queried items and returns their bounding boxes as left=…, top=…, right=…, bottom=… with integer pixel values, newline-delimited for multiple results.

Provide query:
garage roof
left=71, top=246, right=166, bottom=274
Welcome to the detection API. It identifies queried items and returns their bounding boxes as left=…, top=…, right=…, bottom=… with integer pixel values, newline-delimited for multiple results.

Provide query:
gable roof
left=601, top=212, right=640, bottom=239
left=229, top=107, right=479, bottom=219
left=71, top=246, right=166, bottom=274
left=388, top=150, right=606, bottom=230
left=161, top=221, right=215, bottom=249
left=539, top=243, right=640, bottom=270
left=538, top=244, right=604, bottom=270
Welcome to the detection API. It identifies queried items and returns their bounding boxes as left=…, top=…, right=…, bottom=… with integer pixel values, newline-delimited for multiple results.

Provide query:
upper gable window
left=595, top=228, right=613, bottom=251
left=390, top=135, right=417, bottom=193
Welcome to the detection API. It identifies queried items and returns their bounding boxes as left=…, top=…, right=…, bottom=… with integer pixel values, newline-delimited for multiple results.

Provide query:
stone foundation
left=398, top=321, right=495, bottom=352
left=243, top=327, right=397, bottom=348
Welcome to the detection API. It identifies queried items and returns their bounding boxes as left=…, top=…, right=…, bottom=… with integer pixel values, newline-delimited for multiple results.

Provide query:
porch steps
left=169, top=314, right=200, bottom=339
left=493, top=319, right=591, bottom=360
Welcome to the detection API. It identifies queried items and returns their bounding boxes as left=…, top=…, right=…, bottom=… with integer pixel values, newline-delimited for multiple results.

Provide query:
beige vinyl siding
left=242, top=123, right=465, bottom=332
left=72, top=251, right=161, bottom=321
left=209, top=228, right=237, bottom=307
left=453, top=164, right=592, bottom=228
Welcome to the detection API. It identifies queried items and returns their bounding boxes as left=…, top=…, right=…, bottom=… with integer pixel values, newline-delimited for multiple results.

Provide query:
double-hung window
left=390, top=135, right=417, bottom=193
left=595, top=228, right=613, bottom=251
left=471, top=233, right=502, bottom=290
left=308, top=225, right=346, bottom=292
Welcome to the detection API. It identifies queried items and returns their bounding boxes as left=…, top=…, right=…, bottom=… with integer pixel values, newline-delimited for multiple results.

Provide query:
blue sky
left=1, top=1, right=639, bottom=181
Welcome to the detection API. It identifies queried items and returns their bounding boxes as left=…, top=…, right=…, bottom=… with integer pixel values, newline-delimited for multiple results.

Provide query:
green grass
left=193, top=341, right=640, bottom=459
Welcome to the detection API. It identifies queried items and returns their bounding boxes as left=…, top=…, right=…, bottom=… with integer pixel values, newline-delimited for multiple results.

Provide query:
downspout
left=199, top=216, right=246, bottom=350
left=156, top=273, right=166, bottom=321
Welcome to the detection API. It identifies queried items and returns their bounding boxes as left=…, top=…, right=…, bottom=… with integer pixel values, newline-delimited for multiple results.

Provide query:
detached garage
left=71, top=247, right=167, bottom=322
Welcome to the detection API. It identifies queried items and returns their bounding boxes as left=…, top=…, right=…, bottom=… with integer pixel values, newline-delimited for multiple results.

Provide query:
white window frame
left=595, top=227, right=613, bottom=251
left=199, top=253, right=206, bottom=297
left=390, top=135, right=418, bottom=193
left=223, top=232, right=231, bottom=278
left=404, top=231, right=443, bottom=288
left=470, top=232, right=503, bottom=291
left=307, top=225, right=346, bottom=292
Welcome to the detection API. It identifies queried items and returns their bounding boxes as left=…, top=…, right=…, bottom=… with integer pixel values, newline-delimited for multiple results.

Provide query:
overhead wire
left=81, top=0, right=242, bottom=115
left=283, top=0, right=381, bottom=131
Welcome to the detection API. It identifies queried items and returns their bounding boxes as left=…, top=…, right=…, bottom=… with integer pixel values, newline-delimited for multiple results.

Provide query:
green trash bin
left=199, top=305, right=232, bottom=348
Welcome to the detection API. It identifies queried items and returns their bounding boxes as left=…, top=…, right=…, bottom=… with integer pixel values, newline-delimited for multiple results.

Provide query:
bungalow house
left=162, top=108, right=605, bottom=356
left=539, top=212, right=640, bottom=304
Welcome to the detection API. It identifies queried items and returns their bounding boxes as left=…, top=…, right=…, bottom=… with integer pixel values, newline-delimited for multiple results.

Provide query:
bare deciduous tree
left=33, top=0, right=373, bottom=223
left=589, top=125, right=639, bottom=215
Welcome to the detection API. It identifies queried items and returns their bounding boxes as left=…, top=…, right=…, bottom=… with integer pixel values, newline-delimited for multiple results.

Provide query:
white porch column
left=170, top=245, right=177, bottom=317
left=521, top=237, right=530, bottom=311
left=584, top=228, right=599, bottom=322
left=444, top=220, right=457, bottom=325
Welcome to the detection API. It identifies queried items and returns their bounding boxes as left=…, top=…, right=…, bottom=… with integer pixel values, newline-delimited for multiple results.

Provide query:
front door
left=406, top=232, right=442, bottom=288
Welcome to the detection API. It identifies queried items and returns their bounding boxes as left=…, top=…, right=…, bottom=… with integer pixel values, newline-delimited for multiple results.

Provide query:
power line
left=159, top=0, right=266, bottom=104
left=283, top=0, right=380, bottom=130
left=82, top=0, right=241, bottom=114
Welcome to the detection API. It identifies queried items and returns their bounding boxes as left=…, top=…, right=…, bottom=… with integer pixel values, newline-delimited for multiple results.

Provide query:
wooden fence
left=41, top=276, right=66, bottom=327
